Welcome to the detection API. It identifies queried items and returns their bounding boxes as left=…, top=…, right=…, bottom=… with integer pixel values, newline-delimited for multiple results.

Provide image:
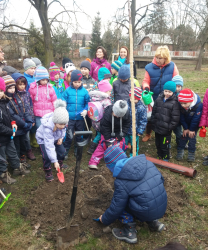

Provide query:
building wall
left=138, top=37, right=173, bottom=51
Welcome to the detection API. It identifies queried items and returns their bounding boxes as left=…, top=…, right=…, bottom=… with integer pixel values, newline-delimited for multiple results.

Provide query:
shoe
left=45, top=173, right=54, bottom=182
left=185, top=144, right=188, bottom=150
left=202, top=160, right=208, bottom=166
left=88, top=165, right=98, bottom=170
left=26, top=149, right=36, bottom=161
left=58, top=161, right=69, bottom=170
left=147, top=220, right=165, bottom=232
left=13, top=163, right=31, bottom=176
left=0, top=172, right=16, bottom=184
left=203, top=155, right=208, bottom=161
left=112, top=222, right=137, bottom=244
left=142, top=134, right=151, bottom=142
left=30, top=133, right=39, bottom=148
left=187, top=151, right=195, bottom=162
left=20, top=156, right=31, bottom=169
left=176, top=149, right=184, bottom=161
left=87, top=142, right=98, bottom=155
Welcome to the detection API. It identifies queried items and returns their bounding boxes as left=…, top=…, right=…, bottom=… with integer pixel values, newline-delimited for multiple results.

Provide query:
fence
left=134, top=51, right=208, bottom=58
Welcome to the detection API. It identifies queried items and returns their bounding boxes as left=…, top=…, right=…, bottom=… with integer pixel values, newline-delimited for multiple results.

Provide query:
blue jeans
left=178, top=133, right=197, bottom=153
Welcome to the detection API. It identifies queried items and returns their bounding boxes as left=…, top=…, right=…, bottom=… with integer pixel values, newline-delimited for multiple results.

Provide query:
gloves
left=81, top=110, right=87, bottom=117
left=144, top=87, right=150, bottom=92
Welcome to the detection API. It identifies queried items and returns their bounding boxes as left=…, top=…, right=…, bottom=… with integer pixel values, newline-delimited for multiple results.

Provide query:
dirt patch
left=26, top=165, right=189, bottom=243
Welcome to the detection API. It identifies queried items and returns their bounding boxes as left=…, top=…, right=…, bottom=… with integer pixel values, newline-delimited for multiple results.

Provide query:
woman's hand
left=57, top=138, right=63, bottom=145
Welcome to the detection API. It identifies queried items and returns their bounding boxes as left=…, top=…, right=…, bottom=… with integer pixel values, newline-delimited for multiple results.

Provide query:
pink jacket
left=29, top=82, right=57, bottom=117
left=89, top=59, right=111, bottom=81
left=199, top=88, right=208, bottom=127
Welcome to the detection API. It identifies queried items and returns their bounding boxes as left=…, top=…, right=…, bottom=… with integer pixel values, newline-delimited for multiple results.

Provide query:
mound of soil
left=26, top=165, right=188, bottom=243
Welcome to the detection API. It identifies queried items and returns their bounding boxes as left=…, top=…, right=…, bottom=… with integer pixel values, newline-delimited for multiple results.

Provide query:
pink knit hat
left=98, top=80, right=112, bottom=92
left=178, top=88, right=194, bottom=103
left=49, top=62, right=60, bottom=81
left=0, top=77, right=6, bottom=92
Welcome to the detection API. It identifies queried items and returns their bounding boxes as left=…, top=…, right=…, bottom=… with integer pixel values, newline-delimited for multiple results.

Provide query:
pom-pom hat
left=49, top=62, right=60, bottom=81
left=0, top=77, right=6, bottom=92
left=113, top=100, right=128, bottom=117
left=129, top=87, right=142, bottom=101
left=80, top=60, right=91, bottom=71
left=52, top=99, right=69, bottom=124
left=178, top=89, right=194, bottom=103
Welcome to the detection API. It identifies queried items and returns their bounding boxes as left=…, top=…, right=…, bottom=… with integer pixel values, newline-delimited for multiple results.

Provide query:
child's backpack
left=88, top=102, right=104, bottom=121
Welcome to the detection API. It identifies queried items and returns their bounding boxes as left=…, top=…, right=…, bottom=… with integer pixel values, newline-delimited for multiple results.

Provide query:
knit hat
left=98, top=67, right=111, bottom=81
left=0, top=77, right=6, bottom=92
left=31, top=57, right=42, bottom=67
left=80, top=60, right=91, bottom=71
left=35, top=66, right=49, bottom=83
left=104, top=73, right=112, bottom=79
left=111, top=60, right=122, bottom=72
left=62, top=57, right=72, bottom=68
left=2, top=66, right=19, bottom=76
left=98, top=80, right=112, bottom=92
left=118, top=65, right=130, bottom=80
left=178, top=89, right=194, bottom=103
left=2, top=75, right=16, bottom=90
left=163, top=81, right=176, bottom=93
left=104, top=146, right=127, bottom=173
left=65, top=62, right=76, bottom=75
left=23, top=58, right=36, bottom=71
left=172, top=75, right=183, bottom=87
left=49, top=62, right=60, bottom=81
left=52, top=99, right=69, bottom=125
left=113, top=100, right=128, bottom=117
left=71, top=70, right=83, bottom=83
left=129, top=87, right=142, bottom=101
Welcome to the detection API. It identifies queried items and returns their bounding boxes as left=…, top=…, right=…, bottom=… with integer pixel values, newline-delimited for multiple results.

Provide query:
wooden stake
left=128, top=0, right=136, bottom=156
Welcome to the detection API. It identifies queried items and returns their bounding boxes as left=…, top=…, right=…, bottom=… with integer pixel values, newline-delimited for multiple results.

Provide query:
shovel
left=57, top=131, right=92, bottom=248
left=57, top=168, right=64, bottom=183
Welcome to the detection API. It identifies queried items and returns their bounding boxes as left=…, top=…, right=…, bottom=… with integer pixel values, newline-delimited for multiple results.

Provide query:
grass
left=0, top=64, right=208, bottom=249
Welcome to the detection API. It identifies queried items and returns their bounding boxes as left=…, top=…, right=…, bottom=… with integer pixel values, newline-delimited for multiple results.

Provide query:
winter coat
left=62, top=82, right=90, bottom=120
left=142, top=57, right=179, bottom=101
left=12, top=72, right=35, bottom=122
left=100, top=105, right=131, bottom=140
left=199, top=88, right=208, bottom=127
left=180, top=92, right=202, bottom=132
left=0, top=96, right=14, bottom=146
left=29, top=82, right=57, bottom=117
left=89, top=58, right=111, bottom=81
left=50, top=78, right=65, bottom=99
left=36, top=113, right=66, bottom=163
left=109, top=74, right=118, bottom=86
left=24, top=72, right=35, bottom=91
left=102, top=154, right=167, bottom=225
left=6, top=92, right=33, bottom=136
left=127, top=99, right=147, bottom=135
left=89, top=90, right=112, bottom=131
left=113, top=78, right=133, bottom=103
left=82, top=75, right=95, bottom=90
left=151, top=92, right=180, bottom=135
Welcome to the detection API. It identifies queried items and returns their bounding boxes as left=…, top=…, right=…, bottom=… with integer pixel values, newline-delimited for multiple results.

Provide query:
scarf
left=118, top=56, right=126, bottom=64
left=94, top=57, right=106, bottom=65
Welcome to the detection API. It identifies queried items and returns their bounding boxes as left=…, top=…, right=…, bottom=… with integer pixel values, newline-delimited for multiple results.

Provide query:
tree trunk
left=195, top=44, right=204, bottom=71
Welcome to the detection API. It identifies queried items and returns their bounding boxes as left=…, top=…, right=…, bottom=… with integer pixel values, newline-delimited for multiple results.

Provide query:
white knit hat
left=112, top=100, right=128, bottom=117
left=52, top=100, right=69, bottom=124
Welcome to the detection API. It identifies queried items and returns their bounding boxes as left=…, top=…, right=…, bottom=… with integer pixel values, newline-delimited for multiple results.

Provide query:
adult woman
left=90, top=46, right=111, bottom=81
left=142, top=45, right=179, bottom=142
left=118, top=46, right=137, bottom=78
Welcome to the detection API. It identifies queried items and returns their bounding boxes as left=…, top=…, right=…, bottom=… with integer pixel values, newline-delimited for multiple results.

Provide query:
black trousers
left=155, top=133, right=171, bottom=160
left=13, top=134, right=27, bottom=158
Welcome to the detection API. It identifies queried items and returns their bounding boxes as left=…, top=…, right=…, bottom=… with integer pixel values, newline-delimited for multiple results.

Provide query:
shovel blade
left=57, top=171, right=65, bottom=183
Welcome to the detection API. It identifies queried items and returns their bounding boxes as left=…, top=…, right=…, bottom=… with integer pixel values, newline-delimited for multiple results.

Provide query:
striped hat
left=129, top=87, right=142, bottom=100
left=172, top=75, right=183, bottom=87
left=111, top=60, right=122, bottom=72
left=2, top=75, right=16, bottom=90
left=178, top=89, right=194, bottom=103
left=104, top=146, right=127, bottom=173
left=49, top=62, right=60, bottom=81
left=35, top=66, right=49, bottom=83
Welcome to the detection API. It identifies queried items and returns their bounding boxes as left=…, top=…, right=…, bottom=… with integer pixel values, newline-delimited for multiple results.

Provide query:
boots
left=87, top=142, right=98, bottom=155
left=13, top=163, right=31, bottom=176
left=58, top=160, right=69, bottom=170
left=45, top=172, right=54, bottom=182
left=0, top=172, right=16, bottom=184
left=142, top=134, right=151, bottom=142
left=20, top=155, right=31, bottom=169
left=176, top=149, right=184, bottom=161
left=112, top=222, right=137, bottom=244
left=147, top=220, right=165, bottom=232
left=187, top=151, right=195, bottom=162
left=26, top=149, right=36, bottom=161
left=30, top=133, right=39, bottom=148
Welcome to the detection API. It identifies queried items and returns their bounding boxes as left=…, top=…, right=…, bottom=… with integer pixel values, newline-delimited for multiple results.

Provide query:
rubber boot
left=112, top=222, right=137, bottom=244
left=142, top=134, right=151, bottom=142
left=87, top=142, right=98, bottom=155
left=176, top=149, right=184, bottom=161
left=30, top=133, right=39, bottom=148
left=187, top=151, right=195, bottom=162
left=147, top=220, right=165, bottom=232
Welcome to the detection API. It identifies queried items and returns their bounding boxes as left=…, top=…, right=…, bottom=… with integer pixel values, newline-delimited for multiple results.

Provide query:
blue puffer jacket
left=62, top=83, right=90, bottom=120
left=180, top=92, right=203, bottom=132
left=145, top=61, right=174, bottom=101
left=24, top=72, right=34, bottom=91
left=102, top=154, right=167, bottom=225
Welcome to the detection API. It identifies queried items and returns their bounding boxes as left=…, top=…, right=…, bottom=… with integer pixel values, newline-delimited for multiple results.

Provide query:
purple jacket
left=89, top=58, right=111, bottom=81
left=36, top=113, right=66, bottom=163
left=199, top=88, right=208, bottom=127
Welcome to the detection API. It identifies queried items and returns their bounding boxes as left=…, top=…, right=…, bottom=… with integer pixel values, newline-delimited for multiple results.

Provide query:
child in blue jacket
left=99, top=146, right=167, bottom=244
left=62, top=70, right=90, bottom=156
left=176, top=88, right=203, bottom=162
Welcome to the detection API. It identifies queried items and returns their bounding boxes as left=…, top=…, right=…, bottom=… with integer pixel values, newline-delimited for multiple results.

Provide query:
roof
left=71, top=33, right=91, bottom=41
left=138, top=34, right=172, bottom=45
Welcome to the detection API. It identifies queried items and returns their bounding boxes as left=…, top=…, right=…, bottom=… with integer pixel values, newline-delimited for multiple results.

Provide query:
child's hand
left=57, top=138, right=63, bottom=145
left=99, top=215, right=103, bottom=223
left=183, top=129, right=189, bottom=137
left=32, top=123, right=35, bottom=127
left=12, top=124, right=18, bottom=132
left=54, top=162, right=60, bottom=171
left=189, top=131, right=195, bottom=138
left=137, top=134, right=141, bottom=136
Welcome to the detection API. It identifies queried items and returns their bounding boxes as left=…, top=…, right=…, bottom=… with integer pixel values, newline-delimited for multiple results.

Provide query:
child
left=4, top=75, right=33, bottom=168
left=110, top=60, right=123, bottom=85
left=88, top=100, right=131, bottom=169
left=126, top=87, right=147, bottom=156
left=80, top=60, right=95, bottom=91
left=63, top=60, right=76, bottom=89
left=11, top=73, right=36, bottom=160
left=29, top=66, right=57, bottom=130
left=98, top=146, right=167, bottom=244
left=49, top=62, right=65, bottom=99
left=36, top=100, right=69, bottom=181
left=87, top=80, right=112, bottom=154
left=62, top=70, right=90, bottom=156
left=23, top=58, right=36, bottom=91
left=176, top=88, right=203, bottom=162
left=0, top=78, right=30, bottom=184
left=151, top=81, right=180, bottom=161
left=113, top=65, right=132, bottom=102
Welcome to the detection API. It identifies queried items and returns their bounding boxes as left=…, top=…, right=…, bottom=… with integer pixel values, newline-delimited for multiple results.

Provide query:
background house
left=71, top=33, right=91, bottom=47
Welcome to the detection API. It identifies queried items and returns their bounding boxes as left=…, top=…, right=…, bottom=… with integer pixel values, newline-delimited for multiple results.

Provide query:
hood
left=40, top=113, right=54, bottom=128
left=152, top=57, right=170, bottom=68
left=12, top=73, right=28, bottom=88
left=89, top=90, right=109, bottom=101
left=114, top=154, right=147, bottom=180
